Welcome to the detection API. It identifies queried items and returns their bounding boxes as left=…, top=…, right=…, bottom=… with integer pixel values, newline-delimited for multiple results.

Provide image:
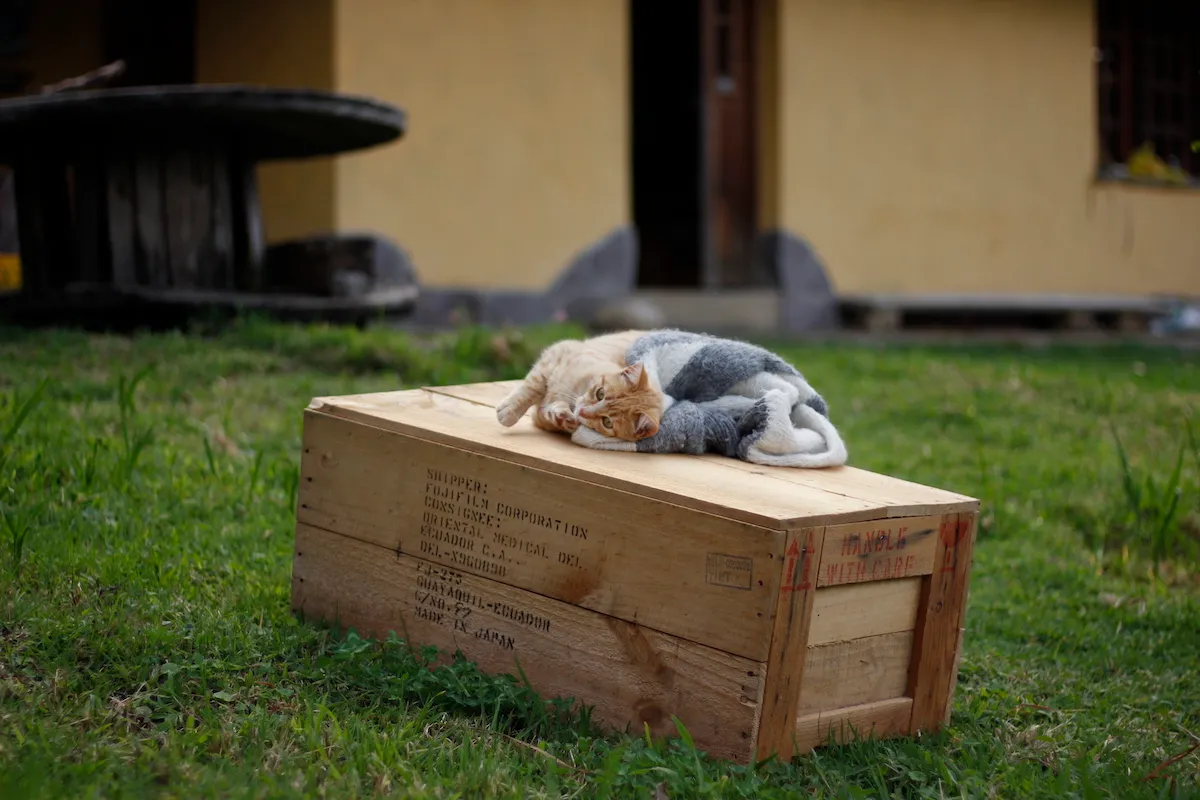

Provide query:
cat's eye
left=601, top=416, right=612, bottom=429
left=595, top=387, right=605, bottom=401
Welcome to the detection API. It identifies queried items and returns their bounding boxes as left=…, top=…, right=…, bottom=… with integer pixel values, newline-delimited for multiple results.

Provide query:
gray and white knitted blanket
left=570, top=330, right=848, bottom=468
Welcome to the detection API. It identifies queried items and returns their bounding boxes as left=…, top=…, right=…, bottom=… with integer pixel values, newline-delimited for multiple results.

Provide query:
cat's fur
left=495, top=330, right=666, bottom=440
left=569, top=329, right=847, bottom=468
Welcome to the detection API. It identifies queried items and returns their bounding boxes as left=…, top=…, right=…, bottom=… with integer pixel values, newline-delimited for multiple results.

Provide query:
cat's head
left=573, top=362, right=661, bottom=441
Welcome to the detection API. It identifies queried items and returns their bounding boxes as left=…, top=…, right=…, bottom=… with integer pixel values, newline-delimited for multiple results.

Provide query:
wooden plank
left=798, top=631, right=913, bottom=715
left=162, top=150, right=201, bottom=288
left=231, top=155, right=265, bottom=291
left=794, top=697, right=913, bottom=754
left=72, top=155, right=105, bottom=284
left=808, top=577, right=921, bottom=646
left=307, top=390, right=883, bottom=530
left=906, top=512, right=978, bottom=733
left=292, top=523, right=764, bottom=764
left=297, top=410, right=784, bottom=661
left=710, top=462, right=977, bottom=519
left=424, top=380, right=523, bottom=406
left=817, top=515, right=944, bottom=587
left=11, top=158, right=48, bottom=299
left=11, top=151, right=76, bottom=298
left=114, top=283, right=416, bottom=311
left=755, top=526, right=825, bottom=762
left=944, top=625, right=965, bottom=727
left=104, top=152, right=137, bottom=287
left=132, top=149, right=168, bottom=287
left=426, top=382, right=979, bottom=518
left=208, top=150, right=235, bottom=290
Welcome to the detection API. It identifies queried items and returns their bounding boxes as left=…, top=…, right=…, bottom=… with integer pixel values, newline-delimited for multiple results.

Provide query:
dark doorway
left=102, top=0, right=197, bottom=86
left=630, top=1, right=702, bottom=288
left=702, top=0, right=758, bottom=287
left=631, top=0, right=758, bottom=289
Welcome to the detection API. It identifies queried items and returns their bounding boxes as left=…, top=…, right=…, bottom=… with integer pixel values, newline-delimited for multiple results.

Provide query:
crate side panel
left=291, top=523, right=764, bottom=764
left=818, top=514, right=946, bottom=587
left=794, top=698, right=914, bottom=754
left=297, top=411, right=782, bottom=661
left=307, top=390, right=883, bottom=529
left=809, top=578, right=922, bottom=646
left=799, top=631, right=914, bottom=715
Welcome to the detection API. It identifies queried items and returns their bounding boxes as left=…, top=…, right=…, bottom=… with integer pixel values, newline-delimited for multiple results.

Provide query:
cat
left=495, top=329, right=665, bottom=441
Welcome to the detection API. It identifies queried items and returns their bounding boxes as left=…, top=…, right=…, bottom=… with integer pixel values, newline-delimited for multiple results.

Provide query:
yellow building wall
left=195, top=0, right=337, bottom=243
left=777, top=0, right=1200, bottom=296
left=332, top=0, right=630, bottom=289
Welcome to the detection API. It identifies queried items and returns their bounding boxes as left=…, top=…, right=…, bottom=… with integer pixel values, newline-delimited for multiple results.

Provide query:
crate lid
left=307, top=381, right=978, bottom=530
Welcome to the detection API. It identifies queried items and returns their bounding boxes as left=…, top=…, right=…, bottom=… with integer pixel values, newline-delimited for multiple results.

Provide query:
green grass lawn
left=0, top=320, right=1198, bottom=799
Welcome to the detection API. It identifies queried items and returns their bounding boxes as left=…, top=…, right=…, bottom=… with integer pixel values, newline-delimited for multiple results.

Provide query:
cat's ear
left=634, top=413, right=658, bottom=438
left=621, top=362, right=645, bottom=387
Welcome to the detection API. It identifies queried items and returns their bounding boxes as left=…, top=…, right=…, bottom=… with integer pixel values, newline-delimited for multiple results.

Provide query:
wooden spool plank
left=208, top=150, right=235, bottom=291
left=104, top=153, right=137, bottom=287
left=906, top=512, right=978, bottom=732
left=306, top=390, right=883, bottom=529
left=72, top=154, right=105, bottom=285
left=162, top=150, right=200, bottom=288
left=292, top=523, right=765, bottom=763
left=297, top=410, right=784, bottom=661
left=231, top=154, right=265, bottom=291
left=755, top=526, right=825, bottom=763
left=11, top=152, right=74, bottom=298
left=10, top=157, right=47, bottom=298
left=132, top=148, right=168, bottom=287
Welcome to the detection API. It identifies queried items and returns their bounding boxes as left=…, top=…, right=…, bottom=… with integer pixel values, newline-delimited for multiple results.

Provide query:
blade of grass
left=0, top=378, right=48, bottom=475
left=1109, top=421, right=1143, bottom=520
left=1150, top=442, right=1185, bottom=575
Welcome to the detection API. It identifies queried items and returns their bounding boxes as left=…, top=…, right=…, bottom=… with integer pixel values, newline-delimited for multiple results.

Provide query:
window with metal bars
left=1095, top=0, right=1199, bottom=185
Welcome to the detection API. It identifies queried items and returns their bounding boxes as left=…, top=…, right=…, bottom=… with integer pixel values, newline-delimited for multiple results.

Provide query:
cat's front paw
left=496, top=401, right=525, bottom=427
left=545, top=402, right=578, bottom=432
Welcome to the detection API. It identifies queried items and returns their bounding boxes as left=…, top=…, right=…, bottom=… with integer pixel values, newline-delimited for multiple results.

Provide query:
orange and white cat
left=495, top=330, right=665, bottom=441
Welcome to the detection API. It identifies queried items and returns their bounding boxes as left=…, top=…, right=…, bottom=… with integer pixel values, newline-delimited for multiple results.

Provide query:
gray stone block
left=547, top=225, right=639, bottom=308
left=264, top=231, right=418, bottom=297
left=406, top=224, right=639, bottom=328
left=757, top=229, right=840, bottom=332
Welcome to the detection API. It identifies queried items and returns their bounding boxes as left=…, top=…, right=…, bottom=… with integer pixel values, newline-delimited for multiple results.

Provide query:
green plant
left=1112, top=421, right=1187, bottom=575
left=1073, top=418, right=1198, bottom=583
left=0, top=499, right=38, bottom=578
left=0, top=377, right=46, bottom=476
left=114, top=366, right=155, bottom=482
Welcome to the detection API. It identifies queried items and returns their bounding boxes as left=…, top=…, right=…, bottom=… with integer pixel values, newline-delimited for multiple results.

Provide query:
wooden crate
left=290, top=380, right=980, bottom=763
